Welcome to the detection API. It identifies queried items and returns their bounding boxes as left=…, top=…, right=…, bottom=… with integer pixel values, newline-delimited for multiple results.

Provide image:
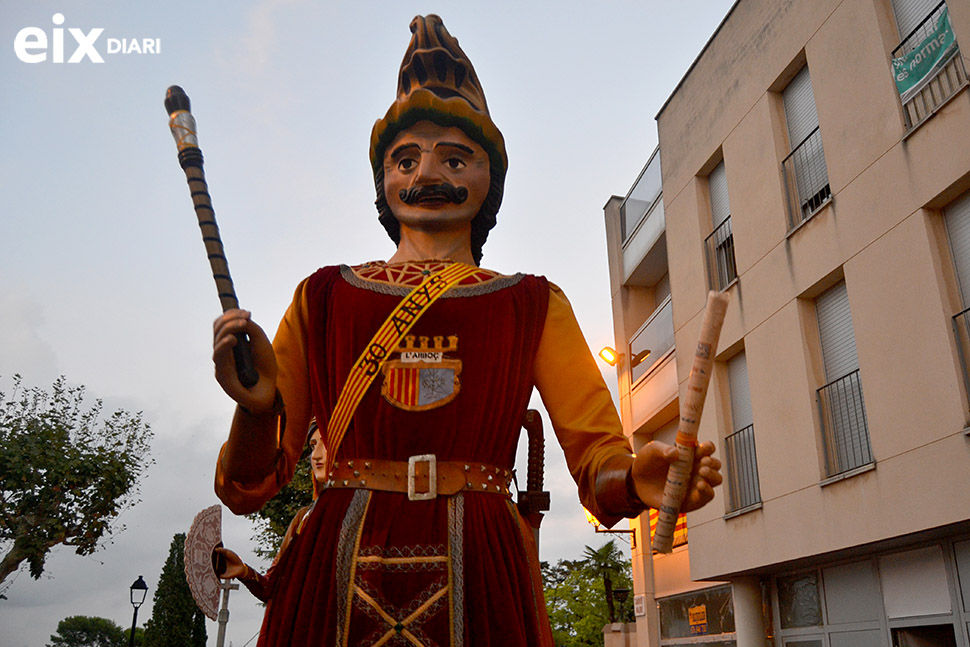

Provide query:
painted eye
left=445, top=158, right=466, bottom=170
left=398, top=158, right=417, bottom=171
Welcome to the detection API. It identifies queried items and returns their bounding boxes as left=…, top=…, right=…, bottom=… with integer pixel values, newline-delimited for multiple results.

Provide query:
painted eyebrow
left=435, top=141, right=475, bottom=155
left=389, top=142, right=421, bottom=159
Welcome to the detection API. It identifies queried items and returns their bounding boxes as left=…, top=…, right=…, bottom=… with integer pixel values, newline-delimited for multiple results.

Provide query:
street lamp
left=597, top=347, right=651, bottom=369
left=583, top=507, right=637, bottom=549
left=598, top=346, right=623, bottom=366
left=128, top=576, right=148, bottom=647
left=612, top=588, right=631, bottom=623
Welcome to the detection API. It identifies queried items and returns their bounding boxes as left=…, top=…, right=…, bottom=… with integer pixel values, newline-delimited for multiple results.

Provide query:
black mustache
left=399, top=183, right=469, bottom=205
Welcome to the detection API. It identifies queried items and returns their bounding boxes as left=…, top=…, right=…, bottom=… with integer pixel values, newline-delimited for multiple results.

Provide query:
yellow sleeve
left=215, top=279, right=313, bottom=513
left=274, top=279, right=313, bottom=471
left=534, top=283, right=633, bottom=527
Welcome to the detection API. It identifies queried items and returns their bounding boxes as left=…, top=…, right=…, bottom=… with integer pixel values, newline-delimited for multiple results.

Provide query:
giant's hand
left=213, top=309, right=278, bottom=412
left=631, top=441, right=722, bottom=512
left=212, top=546, right=249, bottom=580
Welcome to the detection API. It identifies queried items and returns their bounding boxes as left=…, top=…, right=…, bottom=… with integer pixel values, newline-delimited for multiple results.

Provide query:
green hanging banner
left=892, top=7, right=959, bottom=103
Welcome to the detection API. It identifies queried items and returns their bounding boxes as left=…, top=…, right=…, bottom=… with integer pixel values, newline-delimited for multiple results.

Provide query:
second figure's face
left=382, top=120, right=491, bottom=233
left=309, top=429, right=327, bottom=484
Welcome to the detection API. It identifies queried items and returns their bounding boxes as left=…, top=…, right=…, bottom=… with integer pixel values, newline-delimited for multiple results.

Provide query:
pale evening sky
left=0, top=2, right=735, bottom=645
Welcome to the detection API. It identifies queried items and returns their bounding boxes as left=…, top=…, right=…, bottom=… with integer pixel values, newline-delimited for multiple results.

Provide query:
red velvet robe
left=216, top=262, right=633, bottom=646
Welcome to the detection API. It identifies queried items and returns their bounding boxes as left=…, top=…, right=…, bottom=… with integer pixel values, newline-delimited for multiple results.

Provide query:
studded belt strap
left=326, top=455, right=513, bottom=500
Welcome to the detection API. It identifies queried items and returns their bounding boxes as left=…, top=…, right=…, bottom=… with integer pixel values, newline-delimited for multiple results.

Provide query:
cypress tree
left=143, top=533, right=207, bottom=647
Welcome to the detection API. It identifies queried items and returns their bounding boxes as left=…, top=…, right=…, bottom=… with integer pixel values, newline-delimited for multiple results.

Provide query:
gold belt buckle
left=407, top=454, right=437, bottom=501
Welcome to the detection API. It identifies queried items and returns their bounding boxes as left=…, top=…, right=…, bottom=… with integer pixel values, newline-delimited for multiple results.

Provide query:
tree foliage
left=143, top=533, right=206, bottom=647
left=247, top=445, right=313, bottom=559
left=542, top=540, right=635, bottom=646
left=47, top=615, right=127, bottom=647
left=0, top=376, right=153, bottom=590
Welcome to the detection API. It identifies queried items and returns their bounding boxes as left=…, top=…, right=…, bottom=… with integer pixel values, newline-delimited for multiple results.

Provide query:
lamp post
left=612, top=587, right=631, bottom=623
left=583, top=507, right=637, bottom=549
left=128, top=575, right=148, bottom=647
left=583, top=508, right=638, bottom=624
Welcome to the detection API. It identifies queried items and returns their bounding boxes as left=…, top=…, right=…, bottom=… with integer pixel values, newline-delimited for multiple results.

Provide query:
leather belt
left=326, top=455, right=513, bottom=500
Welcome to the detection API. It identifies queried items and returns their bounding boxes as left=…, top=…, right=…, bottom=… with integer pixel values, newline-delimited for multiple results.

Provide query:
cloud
left=0, top=291, right=59, bottom=386
left=237, top=0, right=306, bottom=76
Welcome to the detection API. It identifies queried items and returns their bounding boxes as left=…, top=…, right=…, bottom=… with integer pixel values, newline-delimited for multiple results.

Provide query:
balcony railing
left=724, top=424, right=761, bottom=512
left=952, top=306, right=970, bottom=409
left=621, top=149, right=663, bottom=243
left=629, top=296, right=674, bottom=384
left=782, top=126, right=831, bottom=231
left=704, top=216, right=737, bottom=291
left=892, top=1, right=968, bottom=133
left=817, top=369, right=872, bottom=477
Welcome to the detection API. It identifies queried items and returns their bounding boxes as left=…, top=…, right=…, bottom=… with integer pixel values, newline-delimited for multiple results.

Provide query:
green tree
left=143, top=533, right=206, bottom=647
left=582, top=540, right=635, bottom=625
left=542, top=540, right=635, bottom=647
left=0, top=376, right=153, bottom=591
left=47, top=615, right=126, bottom=647
left=248, top=445, right=313, bottom=559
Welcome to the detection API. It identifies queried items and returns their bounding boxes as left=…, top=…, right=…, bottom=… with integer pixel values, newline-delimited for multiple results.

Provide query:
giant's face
left=382, top=120, right=491, bottom=233
left=308, top=429, right=326, bottom=484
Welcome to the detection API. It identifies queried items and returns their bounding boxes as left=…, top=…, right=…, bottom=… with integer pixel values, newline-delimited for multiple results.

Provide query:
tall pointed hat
left=371, top=15, right=506, bottom=265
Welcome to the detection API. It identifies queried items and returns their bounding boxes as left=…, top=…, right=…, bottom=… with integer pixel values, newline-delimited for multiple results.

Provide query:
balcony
left=892, top=1, right=968, bottom=134
left=704, top=216, right=737, bottom=291
left=621, top=149, right=662, bottom=244
left=817, top=369, right=873, bottom=478
left=620, top=149, right=667, bottom=287
left=782, top=126, right=831, bottom=231
left=629, top=296, right=674, bottom=385
left=724, top=424, right=761, bottom=512
left=628, top=297, right=677, bottom=430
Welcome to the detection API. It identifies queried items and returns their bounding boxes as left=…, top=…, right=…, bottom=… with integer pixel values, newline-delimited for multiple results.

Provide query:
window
left=944, top=191, right=970, bottom=304
left=890, top=0, right=967, bottom=132
left=777, top=571, right=822, bottom=629
left=944, top=191, right=970, bottom=406
left=725, top=352, right=760, bottom=512
left=892, top=0, right=941, bottom=36
left=776, top=562, right=885, bottom=647
left=781, top=66, right=831, bottom=230
left=704, top=161, right=737, bottom=290
left=659, top=585, right=736, bottom=646
left=815, top=281, right=872, bottom=477
left=774, top=543, right=970, bottom=647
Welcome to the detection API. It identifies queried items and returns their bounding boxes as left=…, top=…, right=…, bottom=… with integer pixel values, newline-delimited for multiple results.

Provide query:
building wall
left=605, top=153, right=735, bottom=647
left=656, top=0, right=970, bottom=587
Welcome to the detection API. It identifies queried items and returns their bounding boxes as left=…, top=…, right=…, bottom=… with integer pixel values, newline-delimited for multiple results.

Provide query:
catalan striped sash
left=325, top=262, right=480, bottom=472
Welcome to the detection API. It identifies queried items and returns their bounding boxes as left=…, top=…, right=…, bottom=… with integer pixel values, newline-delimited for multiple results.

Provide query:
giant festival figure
left=210, top=15, right=722, bottom=646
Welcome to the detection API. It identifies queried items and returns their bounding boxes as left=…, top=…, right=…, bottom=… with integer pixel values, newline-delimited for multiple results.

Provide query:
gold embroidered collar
left=342, top=260, right=525, bottom=297
left=351, top=260, right=502, bottom=287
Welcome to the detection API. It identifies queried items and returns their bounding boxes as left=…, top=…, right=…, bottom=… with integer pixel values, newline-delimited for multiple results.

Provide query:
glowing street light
left=598, top=347, right=651, bottom=369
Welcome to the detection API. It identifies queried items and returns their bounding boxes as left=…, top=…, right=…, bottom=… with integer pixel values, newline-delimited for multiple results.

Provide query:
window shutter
left=709, top=161, right=731, bottom=227
left=816, top=281, right=859, bottom=382
left=891, top=0, right=939, bottom=38
left=728, top=352, right=752, bottom=431
left=945, top=190, right=970, bottom=306
left=783, top=66, right=820, bottom=148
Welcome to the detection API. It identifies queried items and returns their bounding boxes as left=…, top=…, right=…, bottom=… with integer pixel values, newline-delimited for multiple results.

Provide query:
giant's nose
left=413, top=153, right=444, bottom=184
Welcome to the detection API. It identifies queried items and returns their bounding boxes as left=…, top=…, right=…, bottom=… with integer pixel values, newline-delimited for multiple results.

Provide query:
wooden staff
left=164, top=85, right=258, bottom=388
left=652, top=291, right=729, bottom=553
